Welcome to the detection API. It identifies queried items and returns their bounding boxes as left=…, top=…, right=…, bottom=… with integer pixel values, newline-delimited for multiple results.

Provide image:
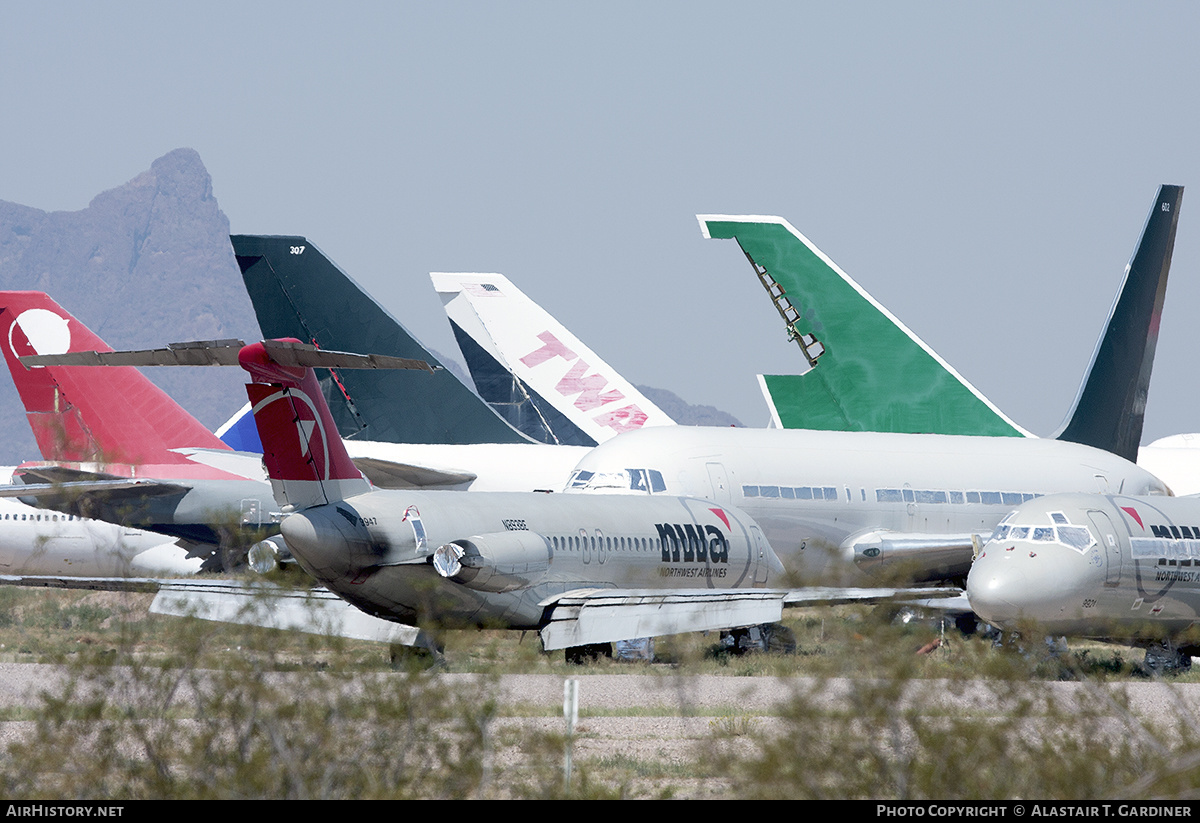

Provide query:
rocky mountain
left=0, top=149, right=744, bottom=465
left=0, top=149, right=260, bottom=464
left=635, top=385, right=743, bottom=428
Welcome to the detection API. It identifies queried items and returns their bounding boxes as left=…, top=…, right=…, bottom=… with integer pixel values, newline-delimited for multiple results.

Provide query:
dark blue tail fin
left=232, top=236, right=530, bottom=445
left=1054, top=185, right=1183, bottom=462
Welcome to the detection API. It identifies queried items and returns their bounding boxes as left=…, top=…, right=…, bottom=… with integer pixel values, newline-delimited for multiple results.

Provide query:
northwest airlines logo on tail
left=7, top=308, right=72, bottom=362
left=520, top=331, right=649, bottom=434
left=243, top=359, right=369, bottom=511
left=0, top=301, right=100, bottom=462
left=247, top=383, right=336, bottom=482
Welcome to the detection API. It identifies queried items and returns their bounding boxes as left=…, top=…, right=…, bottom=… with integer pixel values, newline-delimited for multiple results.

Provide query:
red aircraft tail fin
left=0, top=292, right=230, bottom=464
left=240, top=340, right=369, bottom=509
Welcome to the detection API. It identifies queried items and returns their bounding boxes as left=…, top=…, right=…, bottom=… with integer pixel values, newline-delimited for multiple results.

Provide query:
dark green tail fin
left=232, top=235, right=530, bottom=445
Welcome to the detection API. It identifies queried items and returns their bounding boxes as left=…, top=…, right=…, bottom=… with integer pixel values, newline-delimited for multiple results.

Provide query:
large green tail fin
left=699, top=215, right=1026, bottom=437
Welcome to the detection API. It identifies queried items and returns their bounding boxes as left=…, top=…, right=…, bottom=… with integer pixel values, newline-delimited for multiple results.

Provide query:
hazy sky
left=4, top=3, right=1200, bottom=442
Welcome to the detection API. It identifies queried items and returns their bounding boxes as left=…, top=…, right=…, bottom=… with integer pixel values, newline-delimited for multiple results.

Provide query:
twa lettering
left=518, top=330, right=648, bottom=433
left=655, top=523, right=730, bottom=564
left=593, top=404, right=649, bottom=433
left=519, top=331, right=576, bottom=368
left=555, top=359, right=624, bottom=411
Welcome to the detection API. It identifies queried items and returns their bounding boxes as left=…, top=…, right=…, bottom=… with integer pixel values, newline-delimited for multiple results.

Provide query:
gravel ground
left=3, top=664, right=1198, bottom=798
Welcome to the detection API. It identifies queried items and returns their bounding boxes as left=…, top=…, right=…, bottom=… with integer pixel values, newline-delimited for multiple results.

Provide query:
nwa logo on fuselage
left=655, top=523, right=729, bottom=564
left=1150, top=524, right=1200, bottom=540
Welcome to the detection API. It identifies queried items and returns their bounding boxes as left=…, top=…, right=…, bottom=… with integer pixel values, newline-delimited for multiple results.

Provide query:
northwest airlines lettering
left=655, top=522, right=730, bottom=564
left=519, top=330, right=648, bottom=433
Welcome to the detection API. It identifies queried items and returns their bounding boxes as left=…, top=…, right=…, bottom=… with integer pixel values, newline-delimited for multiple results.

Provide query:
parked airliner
left=968, top=492, right=1200, bottom=671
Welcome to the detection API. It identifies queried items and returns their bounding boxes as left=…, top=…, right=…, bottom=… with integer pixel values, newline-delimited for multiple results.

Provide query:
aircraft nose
left=967, top=542, right=1090, bottom=628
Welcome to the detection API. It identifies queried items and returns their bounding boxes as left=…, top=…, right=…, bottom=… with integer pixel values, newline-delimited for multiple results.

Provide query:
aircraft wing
left=537, top=586, right=962, bottom=651
left=0, top=574, right=419, bottom=645
left=147, top=578, right=420, bottom=644
left=0, top=477, right=190, bottom=500
left=349, top=456, right=477, bottom=490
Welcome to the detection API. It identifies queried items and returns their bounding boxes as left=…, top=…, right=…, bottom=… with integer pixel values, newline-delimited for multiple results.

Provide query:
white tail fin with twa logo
left=433, top=272, right=676, bottom=447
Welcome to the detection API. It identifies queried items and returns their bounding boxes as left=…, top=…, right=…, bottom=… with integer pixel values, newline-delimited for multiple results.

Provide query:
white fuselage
left=0, top=497, right=199, bottom=576
left=341, top=441, right=590, bottom=491
left=563, top=427, right=1169, bottom=585
left=1136, top=435, right=1200, bottom=497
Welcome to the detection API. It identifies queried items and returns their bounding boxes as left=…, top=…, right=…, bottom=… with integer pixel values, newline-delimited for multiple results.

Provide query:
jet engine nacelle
left=431, top=531, right=552, bottom=593
left=848, top=530, right=979, bottom=582
left=248, top=534, right=293, bottom=574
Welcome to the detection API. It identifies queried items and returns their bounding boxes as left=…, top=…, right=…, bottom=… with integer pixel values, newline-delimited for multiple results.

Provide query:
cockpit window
left=1057, top=526, right=1094, bottom=552
left=988, top=522, right=1096, bottom=553
left=587, top=472, right=634, bottom=490
left=566, top=468, right=668, bottom=494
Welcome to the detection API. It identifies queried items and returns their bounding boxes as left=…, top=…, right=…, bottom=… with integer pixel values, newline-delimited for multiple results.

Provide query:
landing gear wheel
left=389, top=632, right=446, bottom=669
left=763, top=623, right=797, bottom=655
left=1142, top=642, right=1193, bottom=676
left=565, top=643, right=613, bottom=665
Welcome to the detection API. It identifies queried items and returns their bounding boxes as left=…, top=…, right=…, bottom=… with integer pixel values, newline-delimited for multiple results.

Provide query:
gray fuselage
left=279, top=490, right=781, bottom=631
left=969, top=492, right=1200, bottom=641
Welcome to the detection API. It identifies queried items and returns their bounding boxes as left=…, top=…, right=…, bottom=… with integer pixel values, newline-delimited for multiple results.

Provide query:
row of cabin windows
left=876, top=489, right=1039, bottom=505
left=2, top=512, right=78, bottom=522
left=551, top=534, right=659, bottom=553
left=743, top=485, right=1040, bottom=506
left=744, top=485, right=838, bottom=501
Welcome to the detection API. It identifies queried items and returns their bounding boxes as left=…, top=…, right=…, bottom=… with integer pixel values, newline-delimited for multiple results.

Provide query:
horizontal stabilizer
left=21, top=339, right=434, bottom=373
left=700, top=216, right=1026, bottom=437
